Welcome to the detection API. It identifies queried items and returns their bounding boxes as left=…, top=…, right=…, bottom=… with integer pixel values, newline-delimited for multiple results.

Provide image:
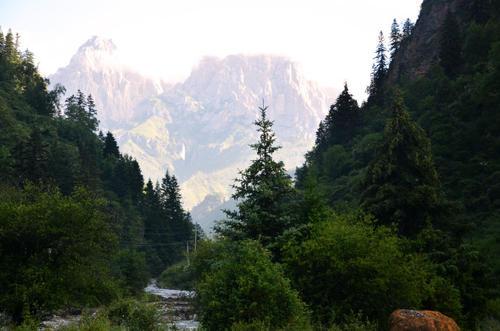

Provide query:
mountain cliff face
left=50, top=41, right=334, bottom=230
left=49, top=36, right=165, bottom=129
left=388, top=0, right=477, bottom=82
left=118, top=55, right=330, bottom=211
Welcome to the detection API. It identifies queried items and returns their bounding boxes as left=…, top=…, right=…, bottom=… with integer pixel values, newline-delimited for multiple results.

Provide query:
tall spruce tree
left=103, top=131, right=120, bottom=158
left=361, top=91, right=444, bottom=237
left=217, top=103, right=294, bottom=245
left=367, top=31, right=388, bottom=102
left=402, top=18, right=414, bottom=39
left=390, top=19, right=402, bottom=57
left=160, top=171, right=193, bottom=243
left=323, top=83, right=360, bottom=145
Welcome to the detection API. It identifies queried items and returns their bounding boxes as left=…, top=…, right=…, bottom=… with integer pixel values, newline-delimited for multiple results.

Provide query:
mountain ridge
left=50, top=38, right=337, bottom=230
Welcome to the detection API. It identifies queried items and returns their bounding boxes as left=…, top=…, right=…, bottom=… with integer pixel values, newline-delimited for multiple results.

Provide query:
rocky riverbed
left=36, top=281, right=199, bottom=330
left=144, top=281, right=199, bottom=330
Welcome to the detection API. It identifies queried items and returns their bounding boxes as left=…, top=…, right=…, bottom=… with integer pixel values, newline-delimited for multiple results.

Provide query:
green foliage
left=0, top=184, right=120, bottom=321
left=106, top=298, right=160, bottom=331
left=0, top=30, right=194, bottom=325
left=361, top=91, right=446, bottom=237
left=317, top=84, right=360, bottom=150
left=103, top=131, right=121, bottom=158
left=58, top=312, right=119, bottom=331
left=194, top=240, right=310, bottom=331
left=113, top=249, right=150, bottom=295
left=367, top=31, right=388, bottom=102
left=158, top=261, right=195, bottom=290
left=216, top=105, right=295, bottom=247
left=282, top=213, right=461, bottom=326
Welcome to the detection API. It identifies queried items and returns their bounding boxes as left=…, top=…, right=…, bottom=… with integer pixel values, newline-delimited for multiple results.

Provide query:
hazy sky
left=1, top=0, right=423, bottom=100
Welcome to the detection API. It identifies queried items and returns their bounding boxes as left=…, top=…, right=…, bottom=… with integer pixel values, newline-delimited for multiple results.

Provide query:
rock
left=389, top=309, right=460, bottom=331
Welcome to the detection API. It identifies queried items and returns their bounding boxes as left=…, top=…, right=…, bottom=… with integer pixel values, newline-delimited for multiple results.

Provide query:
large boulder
left=389, top=309, right=460, bottom=331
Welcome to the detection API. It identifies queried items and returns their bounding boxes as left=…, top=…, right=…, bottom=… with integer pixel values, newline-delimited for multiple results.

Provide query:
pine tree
left=127, top=159, right=144, bottom=202
left=160, top=171, right=192, bottom=242
left=4, top=30, right=18, bottom=63
left=323, top=83, right=360, bottom=145
left=103, top=132, right=120, bottom=158
left=216, top=103, right=294, bottom=245
left=15, top=127, right=49, bottom=183
left=0, top=29, right=5, bottom=54
left=402, top=19, right=414, bottom=39
left=65, top=91, right=99, bottom=131
left=361, top=91, right=443, bottom=237
left=439, top=12, right=462, bottom=77
left=367, top=31, right=388, bottom=102
left=390, top=19, right=402, bottom=57
left=86, top=94, right=99, bottom=131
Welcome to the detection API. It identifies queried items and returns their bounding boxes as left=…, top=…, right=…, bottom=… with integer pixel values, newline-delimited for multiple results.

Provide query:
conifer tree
left=15, top=127, right=49, bottom=183
left=439, top=12, right=462, bottom=77
left=361, top=91, right=443, bottom=237
left=4, top=30, right=18, bottom=63
left=402, top=19, right=414, bottom=39
left=65, top=91, right=98, bottom=131
left=323, top=83, right=360, bottom=145
left=217, top=103, right=294, bottom=245
left=367, top=31, right=388, bottom=102
left=160, top=171, right=193, bottom=243
left=390, top=19, right=402, bottom=57
left=127, top=159, right=144, bottom=202
left=0, top=29, right=5, bottom=54
left=103, top=132, right=120, bottom=158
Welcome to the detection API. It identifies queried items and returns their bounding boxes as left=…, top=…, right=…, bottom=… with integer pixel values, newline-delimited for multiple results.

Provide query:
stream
left=144, top=281, right=199, bottom=330
left=38, top=281, right=199, bottom=330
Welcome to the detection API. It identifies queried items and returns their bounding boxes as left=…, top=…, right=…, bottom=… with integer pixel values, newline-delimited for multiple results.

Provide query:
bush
left=114, top=249, right=150, bottom=295
left=0, top=184, right=120, bottom=322
left=194, top=240, right=311, bottom=331
left=282, top=213, right=461, bottom=325
left=106, top=298, right=159, bottom=331
left=158, top=261, right=194, bottom=290
left=59, top=312, right=117, bottom=331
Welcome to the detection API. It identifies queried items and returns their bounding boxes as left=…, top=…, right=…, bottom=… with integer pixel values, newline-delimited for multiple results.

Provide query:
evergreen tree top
left=250, top=102, right=281, bottom=162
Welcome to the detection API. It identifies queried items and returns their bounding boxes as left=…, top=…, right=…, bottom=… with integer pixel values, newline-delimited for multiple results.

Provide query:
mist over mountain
left=50, top=36, right=167, bottom=129
left=50, top=37, right=336, bottom=230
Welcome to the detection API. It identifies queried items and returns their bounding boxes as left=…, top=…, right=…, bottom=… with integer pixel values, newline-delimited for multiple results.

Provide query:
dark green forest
left=0, top=28, right=195, bottom=326
left=1, top=0, right=500, bottom=330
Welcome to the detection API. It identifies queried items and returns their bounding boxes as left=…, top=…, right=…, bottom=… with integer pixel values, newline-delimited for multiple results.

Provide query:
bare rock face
left=50, top=38, right=335, bottom=231
left=49, top=36, right=165, bottom=130
left=389, top=309, right=460, bottom=331
left=387, top=0, right=469, bottom=83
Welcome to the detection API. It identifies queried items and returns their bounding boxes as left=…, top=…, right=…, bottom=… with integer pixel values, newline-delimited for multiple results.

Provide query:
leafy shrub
left=113, top=249, right=150, bottom=295
left=0, top=184, right=120, bottom=322
left=59, top=312, right=117, bottom=331
left=194, top=240, right=311, bottom=331
left=282, top=213, right=461, bottom=325
left=158, top=261, right=194, bottom=290
left=106, top=298, right=159, bottom=331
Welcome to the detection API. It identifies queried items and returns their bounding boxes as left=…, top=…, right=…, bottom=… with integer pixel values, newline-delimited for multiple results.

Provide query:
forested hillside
left=293, top=0, right=500, bottom=326
left=188, top=0, right=499, bottom=330
left=1, top=0, right=499, bottom=330
left=0, top=28, right=194, bottom=324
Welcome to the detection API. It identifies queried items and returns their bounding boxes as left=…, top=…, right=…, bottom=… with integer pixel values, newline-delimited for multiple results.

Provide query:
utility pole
left=186, top=241, right=190, bottom=266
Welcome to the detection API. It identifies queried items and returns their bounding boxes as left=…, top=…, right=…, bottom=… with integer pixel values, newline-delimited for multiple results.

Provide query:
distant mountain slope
left=49, top=36, right=166, bottom=129
left=50, top=39, right=336, bottom=231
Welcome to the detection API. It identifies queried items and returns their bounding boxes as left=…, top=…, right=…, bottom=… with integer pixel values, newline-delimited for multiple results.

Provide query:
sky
left=0, top=0, right=423, bottom=100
